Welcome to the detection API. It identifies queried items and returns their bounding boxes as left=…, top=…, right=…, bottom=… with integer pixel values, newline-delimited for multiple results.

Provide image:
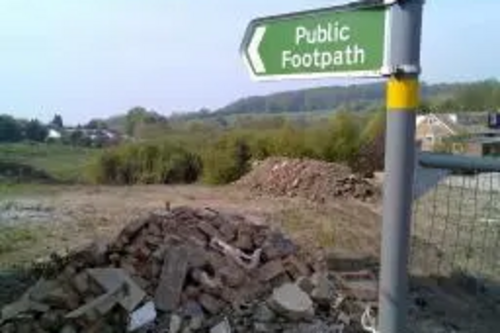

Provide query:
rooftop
left=448, top=135, right=500, bottom=145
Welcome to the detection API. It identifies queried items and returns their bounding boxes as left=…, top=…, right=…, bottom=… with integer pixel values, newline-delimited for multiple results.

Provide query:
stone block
left=219, top=223, right=237, bottom=242
left=326, top=249, right=375, bottom=272
left=262, top=233, right=296, bottom=261
left=154, top=246, right=189, bottom=312
left=87, top=268, right=146, bottom=311
left=72, top=272, right=90, bottom=295
left=258, top=260, right=286, bottom=282
left=269, top=283, right=314, bottom=321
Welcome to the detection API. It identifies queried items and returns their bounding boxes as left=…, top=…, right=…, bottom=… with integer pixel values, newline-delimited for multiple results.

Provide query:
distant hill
left=101, top=79, right=500, bottom=133
left=216, top=81, right=459, bottom=116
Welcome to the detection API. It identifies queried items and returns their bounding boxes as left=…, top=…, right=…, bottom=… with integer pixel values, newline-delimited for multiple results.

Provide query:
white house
left=47, top=128, right=62, bottom=140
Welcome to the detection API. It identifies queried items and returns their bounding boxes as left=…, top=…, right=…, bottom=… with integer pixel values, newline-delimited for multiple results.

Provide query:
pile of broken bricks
left=0, top=206, right=380, bottom=333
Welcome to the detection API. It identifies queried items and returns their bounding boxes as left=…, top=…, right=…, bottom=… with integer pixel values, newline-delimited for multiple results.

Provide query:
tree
left=419, top=99, right=433, bottom=114
left=319, top=111, right=361, bottom=163
left=360, top=108, right=385, bottom=143
left=24, top=120, right=48, bottom=142
left=86, top=119, right=108, bottom=130
left=0, top=115, right=23, bottom=142
left=125, top=107, right=148, bottom=136
left=51, top=114, right=64, bottom=129
left=69, top=130, right=89, bottom=146
left=350, top=109, right=386, bottom=176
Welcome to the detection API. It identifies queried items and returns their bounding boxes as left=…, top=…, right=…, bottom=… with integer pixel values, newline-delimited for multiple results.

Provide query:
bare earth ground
left=0, top=184, right=382, bottom=267
left=0, top=184, right=498, bottom=332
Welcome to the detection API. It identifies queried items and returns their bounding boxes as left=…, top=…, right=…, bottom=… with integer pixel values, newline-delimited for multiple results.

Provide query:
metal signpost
left=242, top=0, right=425, bottom=332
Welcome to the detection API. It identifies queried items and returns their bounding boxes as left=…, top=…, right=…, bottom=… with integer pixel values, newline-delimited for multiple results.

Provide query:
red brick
left=197, top=221, right=222, bottom=239
left=235, top=233, right=253, bottom=251
left=220, top=287, right=239, bottom=305
left=206, top=252, right=226, bottom=270
left=262, top=233, right=297, bottom=260
left=183, top=285, right=201, bottom=300
left=219, top=223, right=237, bottom=242
left=343, top=280, right=378, bottom=302
left=283, top=256, right=311, bottom=279
left=258, top=260, right=286, bottom=282
left=199, top=293, right=224, bottom=314
left=337, top=270, right=375, bottom=281
left=145, top=235, right=162, bottom=248
left=148, top=222, right=162, bottom=237
left=191, top=269, right=222, bottom=293
left=252, top=231, right=267, bottom=248
left=186, top=229, right=209, bottom=248
left=218, top=264, right=246, bottom=288
left=108, top=253, right=120, bottom=265
left=187, top=247, right=209, bottom=269
left=134, top=244, right=151, bottom=261
left=336, top=271, right=378, bottom=302
left=121, top=217, right=149, bottom=240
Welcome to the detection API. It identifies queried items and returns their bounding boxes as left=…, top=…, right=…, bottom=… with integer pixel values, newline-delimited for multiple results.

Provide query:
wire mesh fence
left=410, top=153, right=500, bottom=298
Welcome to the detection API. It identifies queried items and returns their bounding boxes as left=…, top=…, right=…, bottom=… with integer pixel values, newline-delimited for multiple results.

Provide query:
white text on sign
left=282, top=22, right=366, bottom=70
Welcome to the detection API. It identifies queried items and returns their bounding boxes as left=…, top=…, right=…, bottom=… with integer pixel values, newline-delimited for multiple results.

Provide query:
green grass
left=0, top=226, right=38, bottom=255
left=278, top=207, right=337, bottom=248
left=0, top=143, right=101, bottom=183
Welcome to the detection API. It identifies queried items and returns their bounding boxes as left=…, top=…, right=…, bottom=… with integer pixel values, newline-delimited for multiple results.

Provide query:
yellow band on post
left=386, top=77, right=419, bottom=110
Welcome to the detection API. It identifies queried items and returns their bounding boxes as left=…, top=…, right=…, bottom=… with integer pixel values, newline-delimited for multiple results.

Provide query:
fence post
left=378, top=1, right=424, bottom=332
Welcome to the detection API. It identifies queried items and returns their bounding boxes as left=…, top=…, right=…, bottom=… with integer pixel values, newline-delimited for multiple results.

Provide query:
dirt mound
left=0, top=206, right=381, bottom=332
left=236, top=157, right=381, bottom=203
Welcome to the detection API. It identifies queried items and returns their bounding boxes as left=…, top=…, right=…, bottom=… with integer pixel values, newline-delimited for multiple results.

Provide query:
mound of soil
left=235, top=158, right=381, bottom=203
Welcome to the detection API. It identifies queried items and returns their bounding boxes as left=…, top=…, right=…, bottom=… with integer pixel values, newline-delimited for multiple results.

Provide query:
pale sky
left=0, top=0, right=499, bottom=125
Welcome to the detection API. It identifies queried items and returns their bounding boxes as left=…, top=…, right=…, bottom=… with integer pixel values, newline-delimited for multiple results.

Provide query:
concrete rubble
left=0, top=206, right=380, bottom=332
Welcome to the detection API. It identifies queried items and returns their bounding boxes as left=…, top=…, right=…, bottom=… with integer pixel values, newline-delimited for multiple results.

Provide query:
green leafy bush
left=87, top=142, right=201, bottom=185
left=86, top=110, right=383, bottom=185
left=202, top=134, right=252, bottom=185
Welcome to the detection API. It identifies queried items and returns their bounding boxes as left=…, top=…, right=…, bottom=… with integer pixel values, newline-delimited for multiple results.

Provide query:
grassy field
left=0, top=143, right=100, bottom=184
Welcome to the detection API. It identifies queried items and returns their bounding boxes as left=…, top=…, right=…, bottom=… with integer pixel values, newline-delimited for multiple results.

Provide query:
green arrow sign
left=241, top=3, right=390, bottom=80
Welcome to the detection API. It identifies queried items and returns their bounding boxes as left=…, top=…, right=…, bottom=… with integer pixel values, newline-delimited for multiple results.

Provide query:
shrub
left=87, top=142, right=202, bottom=185
left=202, top=134, right=252, bottom=185
left=315, top=111, right=362, bottom=163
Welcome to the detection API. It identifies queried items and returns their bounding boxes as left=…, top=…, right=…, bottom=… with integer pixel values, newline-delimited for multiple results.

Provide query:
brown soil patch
left=235, top=157, right=381, bottom=203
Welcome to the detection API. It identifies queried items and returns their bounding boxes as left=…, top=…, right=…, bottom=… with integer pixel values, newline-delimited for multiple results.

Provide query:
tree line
left=197, top=79, right=500, bottom=118
left=0, top=113, right=120, bottom=147
left=86, top=108, right=386, bottom=185
left=0, top=115, right=50, bottom=143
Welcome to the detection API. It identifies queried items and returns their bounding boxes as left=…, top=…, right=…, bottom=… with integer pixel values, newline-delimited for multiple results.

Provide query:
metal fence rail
left=410, top=153, right=500, bottom=290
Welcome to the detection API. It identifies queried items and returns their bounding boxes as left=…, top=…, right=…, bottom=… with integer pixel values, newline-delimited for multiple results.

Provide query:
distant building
left=63, top=127, right=123, bottom=146
left=416, top=112, right=500, bottom=156
left=446, top=136, right=500, bottom=157
left=415, top=113, right=463, bottom=151
left=46, top=128, right=62, bottom=140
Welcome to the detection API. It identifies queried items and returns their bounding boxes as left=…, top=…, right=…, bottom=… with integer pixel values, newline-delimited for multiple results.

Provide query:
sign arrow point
left=248, top=26, right=266, bottom=74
